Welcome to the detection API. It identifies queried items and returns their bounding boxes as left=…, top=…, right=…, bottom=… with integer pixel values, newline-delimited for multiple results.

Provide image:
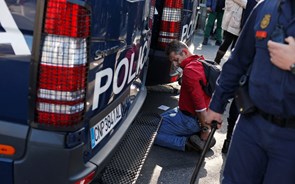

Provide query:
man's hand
left=196, top=109, right=222, bottom=140
left=207, top=7, right=212, bottom=13
left=205, top=108, right=223, bottom=129
left=200, top=129, right=210, bottom=141
left=268, top=36, right=295, bottom=71
left=195, top=110, right=207, bottom=127
left=195, top=110, right=210, bottom=140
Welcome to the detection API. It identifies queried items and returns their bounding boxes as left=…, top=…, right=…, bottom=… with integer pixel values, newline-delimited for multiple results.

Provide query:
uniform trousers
left=154, top=107, right=201, bottom=151
left=222, top=113, right=295, bottom=184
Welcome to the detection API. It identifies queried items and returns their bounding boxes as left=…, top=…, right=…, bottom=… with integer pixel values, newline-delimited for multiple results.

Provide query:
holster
left=235, top=84, right=256, bottom=114
left=234, top=67, right=256, bottom=115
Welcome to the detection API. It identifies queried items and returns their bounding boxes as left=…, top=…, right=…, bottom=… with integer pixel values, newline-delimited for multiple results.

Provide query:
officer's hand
left=268, top=36, right=295, bottom=71
left=207, top=7, right=212, bottom=13
left=205, top=108, right=223, bottom=129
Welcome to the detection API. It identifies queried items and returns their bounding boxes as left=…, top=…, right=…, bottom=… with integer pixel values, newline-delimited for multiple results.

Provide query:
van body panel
left=0, top=0, right=36, bottom=124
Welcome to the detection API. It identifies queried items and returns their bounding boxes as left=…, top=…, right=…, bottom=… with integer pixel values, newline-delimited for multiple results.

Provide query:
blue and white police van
left=0, top=0, right=158, bottom=183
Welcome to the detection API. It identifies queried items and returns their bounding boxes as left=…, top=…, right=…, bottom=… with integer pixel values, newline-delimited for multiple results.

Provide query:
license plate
left=90, top=104, right=122, bottom=149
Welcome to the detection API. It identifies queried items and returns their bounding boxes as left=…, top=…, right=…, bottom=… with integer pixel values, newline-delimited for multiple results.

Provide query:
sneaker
left=202, top=38, right=208, bottom=45
left=186, top=135, right=216, bottom=152
left=185, top=135, right=204, bottom=152
left=215, top=40, right=222, bottom=46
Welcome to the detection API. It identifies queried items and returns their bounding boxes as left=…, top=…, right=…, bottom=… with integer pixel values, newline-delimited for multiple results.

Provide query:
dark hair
left=165, top=40, right=188, bottom=56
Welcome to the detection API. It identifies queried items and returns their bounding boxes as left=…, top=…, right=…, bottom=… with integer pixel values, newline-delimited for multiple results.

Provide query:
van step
left=94, top=113, right=161, bottom=184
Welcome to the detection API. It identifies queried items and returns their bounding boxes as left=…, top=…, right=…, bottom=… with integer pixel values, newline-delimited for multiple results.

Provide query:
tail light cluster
left=157, top=0, right=183, bottom=48
left=35, top=0, right=90, bottom=128
left=148, top=0, right=156, bottom=29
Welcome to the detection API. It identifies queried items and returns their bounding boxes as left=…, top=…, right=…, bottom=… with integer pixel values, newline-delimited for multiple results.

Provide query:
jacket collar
left=179, top=55, right=205, bottom=68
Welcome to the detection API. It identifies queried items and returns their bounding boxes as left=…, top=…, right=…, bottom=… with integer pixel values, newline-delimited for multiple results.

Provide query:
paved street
left=136, top=32, right=232, bottom=184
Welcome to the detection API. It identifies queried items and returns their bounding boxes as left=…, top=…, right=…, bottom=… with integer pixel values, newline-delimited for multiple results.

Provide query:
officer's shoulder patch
left=260, top=14, right=271, bottom=29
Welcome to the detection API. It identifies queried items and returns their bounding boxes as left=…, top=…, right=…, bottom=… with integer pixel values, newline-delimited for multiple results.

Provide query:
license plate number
left=90, top=104, right=122, bottom=149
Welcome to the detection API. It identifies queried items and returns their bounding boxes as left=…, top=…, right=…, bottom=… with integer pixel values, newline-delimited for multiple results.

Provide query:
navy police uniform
left=210, top=0, right=295, bottom=183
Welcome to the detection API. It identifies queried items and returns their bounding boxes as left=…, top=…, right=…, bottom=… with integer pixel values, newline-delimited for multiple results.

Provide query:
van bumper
left=13, top=87, right=147, bottom=184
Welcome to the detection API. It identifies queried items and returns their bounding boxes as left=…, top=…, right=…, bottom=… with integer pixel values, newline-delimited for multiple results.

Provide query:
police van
left=147, top=0, right=199, bottom=85
left=0, top=0, right=158, bottom=183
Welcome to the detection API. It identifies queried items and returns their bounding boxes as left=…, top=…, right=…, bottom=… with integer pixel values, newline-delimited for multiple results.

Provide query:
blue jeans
left=222, top=113, right=295, bottom=184
left=154, top=107, right=201, bottom=151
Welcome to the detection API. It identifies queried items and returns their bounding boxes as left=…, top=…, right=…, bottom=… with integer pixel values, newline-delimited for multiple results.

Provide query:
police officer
left=206, top=0, right=295, bottom=183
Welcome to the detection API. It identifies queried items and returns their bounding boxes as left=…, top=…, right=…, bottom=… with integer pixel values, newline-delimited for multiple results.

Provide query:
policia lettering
left=92, top=40, right=149, bottom=110
left=0, top=0, right=31, bottom=55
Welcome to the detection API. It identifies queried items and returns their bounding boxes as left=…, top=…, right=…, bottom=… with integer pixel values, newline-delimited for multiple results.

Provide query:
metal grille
left=45, top=0, right=90, bottom=38
left=94, top=113, right=162, bottom=184
left=158, top=37, right=175, bottom=44
left=36, top=35, right=87, bottom=127
left=162, top=8, right=181, bottom=22
left=159, top=31, right=179, bottom=37
left=34, top=0, right=91, bottom=128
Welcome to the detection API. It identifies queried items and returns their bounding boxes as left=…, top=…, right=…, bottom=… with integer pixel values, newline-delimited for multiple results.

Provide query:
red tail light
left=148, top=0, right=156, bottom=29
left=45, top=0, right=90, bottom=38
left=35, top=0, right=90, bottom=128
left=157, top=0, right=183, bottom=48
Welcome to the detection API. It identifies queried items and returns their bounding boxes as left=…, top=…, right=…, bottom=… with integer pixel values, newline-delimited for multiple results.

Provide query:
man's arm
left=182, top=65, right=212, bottom=140
left=233, top=0, right=248, bottom=9
left=206, top=0, right=212, bottom=7
left=206, top=0, right=213, bottom=12
left=183, top=65, right=208, bottom=114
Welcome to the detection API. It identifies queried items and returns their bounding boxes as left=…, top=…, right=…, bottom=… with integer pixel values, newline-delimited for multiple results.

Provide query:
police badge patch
left=260, top=14, right=271, bottom=29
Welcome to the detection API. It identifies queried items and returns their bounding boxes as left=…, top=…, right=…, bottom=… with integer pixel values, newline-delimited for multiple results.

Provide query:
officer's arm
left=209, top=2, right=263, bottom=114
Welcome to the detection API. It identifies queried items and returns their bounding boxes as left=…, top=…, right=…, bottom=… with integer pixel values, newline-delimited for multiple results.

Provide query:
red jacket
left=178, top=55, right=211, bottom=116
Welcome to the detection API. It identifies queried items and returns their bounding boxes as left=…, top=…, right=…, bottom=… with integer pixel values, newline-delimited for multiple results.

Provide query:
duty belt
left=257, top=109, right=295, bottom=129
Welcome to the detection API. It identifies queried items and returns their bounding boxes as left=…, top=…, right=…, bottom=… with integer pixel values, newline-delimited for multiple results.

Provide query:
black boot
left=222, top=101, right=239, bottom=154
left=202, top=38, right=209, bottom=45
left=222, top=121, right=236, bottom=154
left=221, top=139, right=231, bottom=154
left=214, top=50, right=225, bottom=64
